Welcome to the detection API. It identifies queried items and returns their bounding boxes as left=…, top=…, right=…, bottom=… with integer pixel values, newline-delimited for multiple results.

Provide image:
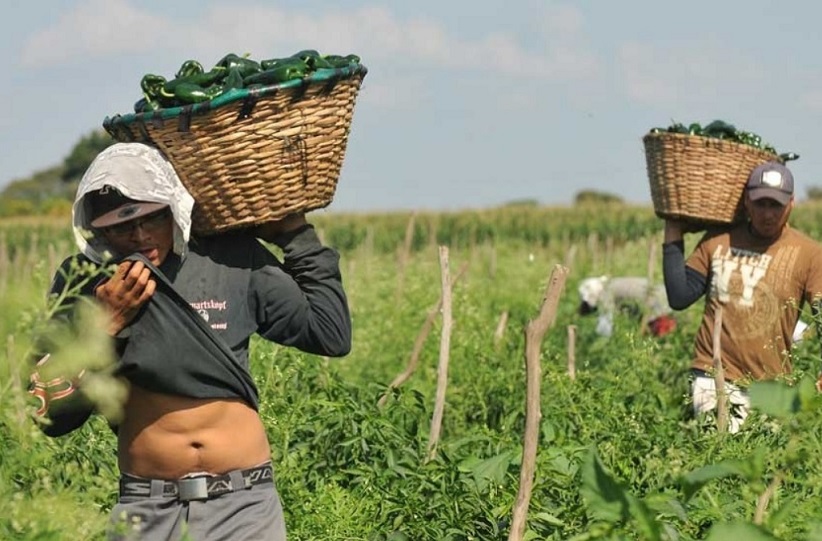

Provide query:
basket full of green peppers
left=643, top=119, right=796, bottom=226
left=131, top=50, right=362, bottom=112
left=102, top=49, right=368, bottom=236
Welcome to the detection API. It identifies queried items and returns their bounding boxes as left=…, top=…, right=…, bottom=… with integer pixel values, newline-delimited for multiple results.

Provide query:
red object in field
left=648, top=315, right=677, bottom=337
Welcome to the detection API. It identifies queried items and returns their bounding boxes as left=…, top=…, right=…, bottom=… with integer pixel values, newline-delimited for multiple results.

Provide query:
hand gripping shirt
left=687, top=223, right=822, bottom=381
left=43, top=226, right=351, bottom=435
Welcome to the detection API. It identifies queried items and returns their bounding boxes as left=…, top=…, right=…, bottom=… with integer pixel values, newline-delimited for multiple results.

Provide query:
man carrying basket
left=29, top=142, right=351, bottom=540
left=662, top=161, right=822, bottom=433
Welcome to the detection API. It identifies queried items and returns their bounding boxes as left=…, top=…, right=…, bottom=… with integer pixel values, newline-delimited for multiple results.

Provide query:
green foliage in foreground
left=4, top=218, right=822, bottom=540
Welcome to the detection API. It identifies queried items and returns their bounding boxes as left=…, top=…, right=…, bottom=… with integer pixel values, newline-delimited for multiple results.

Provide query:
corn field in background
left=4, top=203, right=822, bottom=540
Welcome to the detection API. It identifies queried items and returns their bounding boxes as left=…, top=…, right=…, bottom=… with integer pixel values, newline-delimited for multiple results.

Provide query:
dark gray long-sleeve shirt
left=39, top=226, right=351, bottom=435
left=662, top=240, right=707, bottom=310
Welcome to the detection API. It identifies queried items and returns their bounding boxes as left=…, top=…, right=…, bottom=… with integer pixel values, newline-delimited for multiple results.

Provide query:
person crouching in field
left=577, top=276, right=677, bottom=338
left=28, top=142, right=352, bottom=540
left=663, top=161, right=822, bottom=433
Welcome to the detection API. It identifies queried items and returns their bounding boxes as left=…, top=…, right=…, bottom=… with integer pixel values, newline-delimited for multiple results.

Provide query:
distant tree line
left=1, top=130, right=115, bottom=217
left=4, top=131, right=822, bottom=218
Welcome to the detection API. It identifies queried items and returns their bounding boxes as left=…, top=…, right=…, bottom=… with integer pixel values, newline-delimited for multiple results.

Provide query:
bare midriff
left=117, top=385, right=272, bottom=480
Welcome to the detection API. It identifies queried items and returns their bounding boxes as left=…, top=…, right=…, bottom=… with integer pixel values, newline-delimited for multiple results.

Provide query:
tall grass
left=4, top=204, right=822, bottom=540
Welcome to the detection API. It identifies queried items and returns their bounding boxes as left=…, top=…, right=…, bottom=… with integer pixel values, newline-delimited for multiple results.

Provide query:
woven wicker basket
left=103, top=65, right=367, bottom=235
left=643, top=131, right=778, bottom=225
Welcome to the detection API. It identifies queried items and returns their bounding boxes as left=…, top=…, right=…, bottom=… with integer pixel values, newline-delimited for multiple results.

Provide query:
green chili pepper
left=243, top=60, right=307, bottom=85
left=175, top=60, right=204, bottom=79
left=133, top=97, right=161, bottom=113
left=173, top=82, right=223, bottom=104
left=260, top=57, right=285, bottom=70
left=321, top=55, right=346, bottom=68
left=321, top=55, right=358, bottom=69
left=291, top=49, right=338, bottom=70
left=222, top=66, right=244, bottom=91
left=214, top=53, right=261, bottom=78
left=344, top=54, right=361, bottom=64
left=310, top=56, right=334, bottom=69
left=162, top=69, right=225, bottom=97
left=292, top=49, right=320, bottom=61
left=702, top=120, right=737, bottom=139
left=666, top=122, right=689, bottom=134
left=140, top=74, right=167, bottom=99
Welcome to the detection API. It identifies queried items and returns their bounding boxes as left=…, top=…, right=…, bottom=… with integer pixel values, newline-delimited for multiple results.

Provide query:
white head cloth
left=72, top=142, right=195, bottom=264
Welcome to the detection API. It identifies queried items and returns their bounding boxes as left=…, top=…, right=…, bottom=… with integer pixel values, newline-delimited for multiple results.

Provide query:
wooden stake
left=563, top=244, right=577, bottom=271
left=712, top=304, right=729, bottom=433
left=426, top=246, right=453, bottom=463
left=378, top=262, right=469, bottom=408
left=509, top=264, right=569, bottom=541
left=493, top=311, right=509, bottom=349
left=754, top=473, right=782, bottom=525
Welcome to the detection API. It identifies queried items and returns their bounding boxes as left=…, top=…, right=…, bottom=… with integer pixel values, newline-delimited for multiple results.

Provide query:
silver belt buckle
left=177, top=477, right=209, bottom=501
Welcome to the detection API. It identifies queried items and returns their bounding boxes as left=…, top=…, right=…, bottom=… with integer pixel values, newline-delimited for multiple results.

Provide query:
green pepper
left=666, top=122, right=689, bottom=134
left=133, top=97, right=161, bottom=113
left=702, top=120, right=737, bottom=139
left=243, top=60, right=307, bottom=85
left=735, top=131, right=761, bottom=148
left=140, top=74, right=167, bottom=99
left=260, top=57, right=286, bottom=70
left=175, top=60, right=204, bottom=79
left=310, top=56, right=334, bottom=69
left=162, top=69, right=225, bottom=97
left=322, top=54, right=360, bottom=68
left=214, top=53, right=261, bottom=78
left=290, top=49, right=335, bottom=70
left=292, top=49, right=320, bottom=60
left=222, top=66, right=244, bottom=91
left=321, top=55, right=349, bottom=68
left=173, top=82, right=223, bottom=104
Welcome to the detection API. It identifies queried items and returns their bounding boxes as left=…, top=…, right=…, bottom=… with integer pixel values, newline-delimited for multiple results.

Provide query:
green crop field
left=4, top=204, right=822, bottom=540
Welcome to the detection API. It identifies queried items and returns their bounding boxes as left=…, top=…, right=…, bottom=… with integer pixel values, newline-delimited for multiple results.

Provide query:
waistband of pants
left=119, top=463, right=273, bottom=502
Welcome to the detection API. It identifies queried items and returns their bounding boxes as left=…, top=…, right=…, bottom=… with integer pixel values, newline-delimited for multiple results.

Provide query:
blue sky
left=2, top=1, right=821, bottom=213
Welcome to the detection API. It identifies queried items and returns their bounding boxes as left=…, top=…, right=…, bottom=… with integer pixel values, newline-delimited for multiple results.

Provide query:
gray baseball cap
left=745, top=162, right=794, bottom=205
left=86, top=186, right=168, bottom=229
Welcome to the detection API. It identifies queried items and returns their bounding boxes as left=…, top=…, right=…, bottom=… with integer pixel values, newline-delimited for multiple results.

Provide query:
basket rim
left=103, top=63, right=367, bottom=128
left=642, top=130, right=779, bottom=159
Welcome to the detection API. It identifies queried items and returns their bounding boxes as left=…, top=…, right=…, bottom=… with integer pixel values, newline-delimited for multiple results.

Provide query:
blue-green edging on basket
left=100, top=62, right=368, bottom=235
left=103, top=63, right=367, bottom=131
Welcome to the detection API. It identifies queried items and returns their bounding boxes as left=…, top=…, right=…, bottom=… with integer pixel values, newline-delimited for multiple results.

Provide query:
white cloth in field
left=71, top=143, right=195, bottom=264
left=579, top=276, right=671, bottom=319
left=691, top=374, right=752, bottom=434
left=578, top=276, right=670, bottom=337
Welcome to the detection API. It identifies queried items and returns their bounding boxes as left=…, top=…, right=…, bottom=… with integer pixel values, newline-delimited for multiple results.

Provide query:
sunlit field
left=4, top=203, right=822, bottom=540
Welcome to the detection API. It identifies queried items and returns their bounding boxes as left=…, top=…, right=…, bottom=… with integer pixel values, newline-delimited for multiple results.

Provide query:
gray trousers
left=108, top=476, right=286, bottom=541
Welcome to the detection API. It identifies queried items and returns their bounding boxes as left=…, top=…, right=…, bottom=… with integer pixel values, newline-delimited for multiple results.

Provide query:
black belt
left=119, top=463, right=273, bottom=502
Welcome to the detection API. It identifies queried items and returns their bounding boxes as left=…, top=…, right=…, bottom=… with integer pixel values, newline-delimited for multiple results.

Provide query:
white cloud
left=20, top=1, right=600, bottom=82
left=617, top=41, right=764, bottom=107
left=20, top=0, right=173, bottom=66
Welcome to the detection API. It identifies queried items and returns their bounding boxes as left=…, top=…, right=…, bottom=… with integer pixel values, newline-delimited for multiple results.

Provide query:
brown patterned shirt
left=687, top=224, right=822, bottom=381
